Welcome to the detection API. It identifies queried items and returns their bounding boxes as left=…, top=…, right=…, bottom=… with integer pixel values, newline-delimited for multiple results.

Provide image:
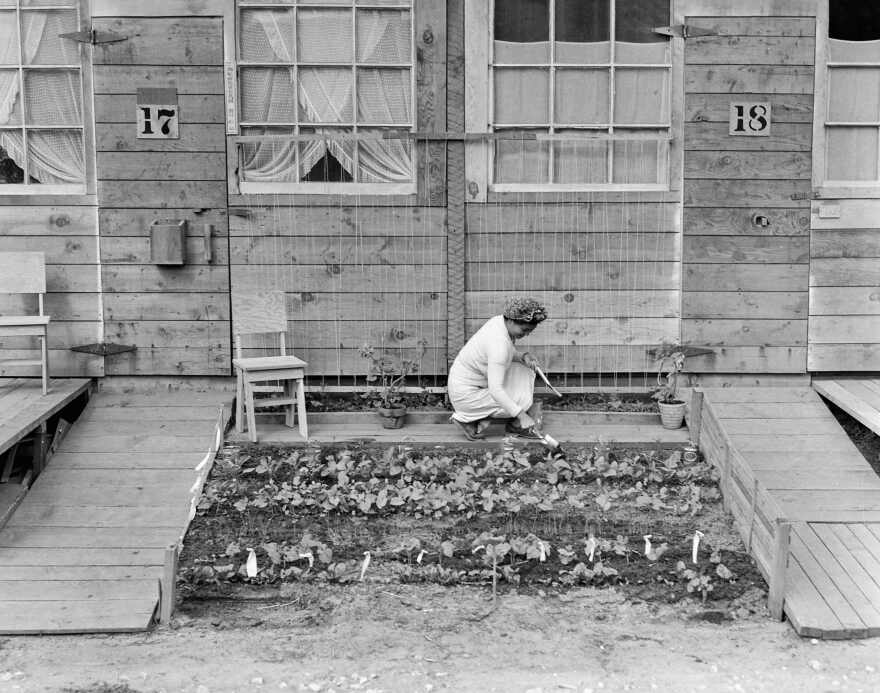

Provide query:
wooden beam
left=768, top=519, right=792, bottom=621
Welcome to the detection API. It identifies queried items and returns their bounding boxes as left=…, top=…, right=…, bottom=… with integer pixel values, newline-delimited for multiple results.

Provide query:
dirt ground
left=1, top=583, right=880, bottom=693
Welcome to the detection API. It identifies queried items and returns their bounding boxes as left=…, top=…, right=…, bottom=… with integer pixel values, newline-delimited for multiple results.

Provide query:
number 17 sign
left=729, top=102, right=771, bottom=136
left=136, top=87, right=180, bottom=139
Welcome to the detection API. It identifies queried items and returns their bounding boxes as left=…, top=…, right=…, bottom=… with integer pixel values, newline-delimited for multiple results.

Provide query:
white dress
left=447, top=315, right=535, bottom=423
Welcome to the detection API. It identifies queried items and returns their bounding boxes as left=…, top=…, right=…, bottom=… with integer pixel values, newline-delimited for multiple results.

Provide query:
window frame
left=813, top=1, right=880, bottom=198
left=0, top=0, right=94, bottom=196
left=234, top=0, right=418, bottom=196
left=465, top=0, right=677, bottom=198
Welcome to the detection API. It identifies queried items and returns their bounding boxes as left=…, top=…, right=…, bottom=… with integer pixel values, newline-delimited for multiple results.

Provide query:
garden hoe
left=532, top=365, right=565, bottom=457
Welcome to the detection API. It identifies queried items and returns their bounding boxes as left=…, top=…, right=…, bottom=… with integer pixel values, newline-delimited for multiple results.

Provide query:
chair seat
left=233, top=356, right=307, bottom=371
left=0, top=315, right=50, bottom=326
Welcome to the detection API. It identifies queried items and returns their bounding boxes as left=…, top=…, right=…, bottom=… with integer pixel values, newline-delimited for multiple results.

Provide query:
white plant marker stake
left=300, top=551, right=314, bottom=569
left=246, top=548, right=258, bottom=577
left=360, top=551, right=371, bottom=581
left=643, top=535, right=652, bottom=558
left=586, top=536, right=597, bottom=562
left=692, top=531, right=704, bottom=564
left=539, top=542, right=547, bottom=562
left=416, top=550, right=425, bottom=564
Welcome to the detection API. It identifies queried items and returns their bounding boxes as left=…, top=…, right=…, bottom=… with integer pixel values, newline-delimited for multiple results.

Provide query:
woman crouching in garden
left=447, top=297, right=548, bottom=440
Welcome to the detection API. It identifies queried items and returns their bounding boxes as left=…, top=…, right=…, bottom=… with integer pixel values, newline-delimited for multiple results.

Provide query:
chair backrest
left=231, top=290, right=289, bottom=358
left=0, top=252, right=46, bottom=315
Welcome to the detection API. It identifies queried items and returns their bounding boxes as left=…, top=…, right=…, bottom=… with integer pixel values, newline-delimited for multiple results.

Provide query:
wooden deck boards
left=698, top=386, right=880, bottom=640
left=812, top=377, right=880, bottom=436
left=0, top=387, right=231, bottom=635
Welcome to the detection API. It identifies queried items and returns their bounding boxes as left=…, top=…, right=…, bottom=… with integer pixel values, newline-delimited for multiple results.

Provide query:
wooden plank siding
left=464, top=202, right=681, bottom=375
left=92, top=16, right=231, bottom=376
left=809, top=201, right=880, bottom=370
left=227, top=1, right=449, bottom=380
left=682, top=15, right=814, bottom=374
left=0, top=208, right=102, bottom=378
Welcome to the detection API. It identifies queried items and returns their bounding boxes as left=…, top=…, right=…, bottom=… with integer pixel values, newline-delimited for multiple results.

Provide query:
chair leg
left=296, top=378, right=308, bottom=440
left=284, top=379, right=294, bottom=428
left=41, top=331, right=49, bottom=395
left=245, top=381, right=258, bottom=443
left=235, top=369, right=244, bottom=434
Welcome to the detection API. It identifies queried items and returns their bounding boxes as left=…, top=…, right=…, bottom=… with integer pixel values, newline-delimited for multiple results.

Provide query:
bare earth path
left=1, top=584, right=879, bottom=693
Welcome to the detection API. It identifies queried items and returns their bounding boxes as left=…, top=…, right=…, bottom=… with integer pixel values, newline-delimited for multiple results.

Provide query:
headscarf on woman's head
left=502, top=297, right=548, bottom=324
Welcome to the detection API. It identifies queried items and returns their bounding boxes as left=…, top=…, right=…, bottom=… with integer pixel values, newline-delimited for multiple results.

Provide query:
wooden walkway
left=226, top=410, right=691, bottom=447
left=693, top=386, right=880, bottom=639
left=813, top=376, right=880, bottom=437
left=0, top=388, right=231, bottom=634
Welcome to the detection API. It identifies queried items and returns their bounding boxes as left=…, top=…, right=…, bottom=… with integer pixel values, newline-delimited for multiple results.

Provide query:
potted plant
left=651, top=351, right=687, bottom=429
left=359, top=343, right=423, bottom=429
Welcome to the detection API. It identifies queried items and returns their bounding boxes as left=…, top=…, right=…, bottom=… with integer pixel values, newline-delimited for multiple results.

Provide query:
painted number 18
left=730, top=102, right=771, bottom=136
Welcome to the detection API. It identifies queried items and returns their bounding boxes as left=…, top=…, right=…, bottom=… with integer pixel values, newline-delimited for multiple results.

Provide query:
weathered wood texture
left=808, top=201, right=880, bottom=370
left=93, top=17, right=230, bottom=375
left=0, top=387, right=231, bottom=634
left=464, top=201, right=680, bottom=374
left=683, top=16, right=813, bottom=374
left=698, top=386, right=880, bottom=639
left=0, top=208, right=102, bottom=378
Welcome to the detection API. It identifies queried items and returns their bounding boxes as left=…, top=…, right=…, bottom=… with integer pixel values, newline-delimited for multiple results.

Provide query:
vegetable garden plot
left=180, top=443, right=765, bottom=608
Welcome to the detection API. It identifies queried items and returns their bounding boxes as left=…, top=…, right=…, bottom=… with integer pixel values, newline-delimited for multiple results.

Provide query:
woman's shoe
left=505, top=422, right=543, bottom=440
left=451, top=416, right=484, bottom=441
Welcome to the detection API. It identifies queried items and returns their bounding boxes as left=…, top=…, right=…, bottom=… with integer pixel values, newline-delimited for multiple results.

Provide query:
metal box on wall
left=150, top=219, right=187, bottom=265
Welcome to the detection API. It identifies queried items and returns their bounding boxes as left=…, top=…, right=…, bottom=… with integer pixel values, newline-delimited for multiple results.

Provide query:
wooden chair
left=0, top=252, right=50, bottom=395
left=232, top=290, right=308, bottom=442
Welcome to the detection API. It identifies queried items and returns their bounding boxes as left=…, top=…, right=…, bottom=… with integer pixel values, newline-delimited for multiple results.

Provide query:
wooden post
left=720, top=441, right=731, bottom=512
left=747, top=479, right=759, bottom=551
left=159, top=543, right=179, bottom=624
left=768, top=519, right=792, bottom=621
left=689, top=388, right=704, bottom=447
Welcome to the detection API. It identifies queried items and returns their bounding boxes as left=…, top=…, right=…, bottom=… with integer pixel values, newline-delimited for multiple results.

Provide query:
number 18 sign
left=729, top=102, right=771, bottom=136
left=136, top=87, right=179, bottom=139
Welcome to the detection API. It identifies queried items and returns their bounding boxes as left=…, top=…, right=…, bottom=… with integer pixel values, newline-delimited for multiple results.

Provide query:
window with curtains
left=236, top=0, right=416, bottom=194
left=0, top=0, right=88, bottom=193
left=486, top=0, right=671, bottom=190
left=822, top=1, right=880, bottom=187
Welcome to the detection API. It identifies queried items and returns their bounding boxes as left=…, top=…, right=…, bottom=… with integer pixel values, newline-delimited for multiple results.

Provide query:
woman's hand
left=521, top=352, right=539, bottom=371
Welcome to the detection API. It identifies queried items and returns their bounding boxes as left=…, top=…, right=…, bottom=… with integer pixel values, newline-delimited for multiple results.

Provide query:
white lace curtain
left=0, top=10, right=84, bottom=184
left=241, top=8, right=412, bottom=184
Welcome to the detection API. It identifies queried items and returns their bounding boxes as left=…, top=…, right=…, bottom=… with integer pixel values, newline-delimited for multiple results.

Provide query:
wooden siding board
left=684, top=180, right=812, bottom=208
left=809, top=345, right=880, bottom=372
left=686, top=94, right=813, bottom=123
left=811, top=259, right=880, bottom=286
left=684, top=122, right=811, bottom=151
left=684, top=264, right=808, bottom=291
left=95, top=94, right=225, bottom=124
left=465, top=318, right=679, bottom=347
left=92, top=66, right=223, bottom=95
left=97, top=152, right=227, bottom=181
left=685, top=66, right=814, bottom=94
left=465, top=203, right=679, bottom=233
left=810, top=288, right=880, bottom=316
left=684, top=236, right=809, bottom=263
left=684, top=151, right=811, bottom=180
left=101, top=237, right=228, bottom=265
left=810, top=317, right=880, bottom=344
left=100, top=209, right=228, bottom=237
left=232, top=266, right=446, bottom=293
left=228, top=206, right=446, bottom=237
left=467, top=233, right=678, bottom=262
left=0, top=236, right=99, bottom=265
left=811, top=230, right=880, bottom=259
left=467, top=291, right=679, bottom=319
left=683, top=208, right=810, bottom=236
left=685, top=36, right=814, bottom=65
left=0, top=206, right=97, bottom=236
left=96, top=123, right=226, bottom=153
left=102, top=266, right=230, bottom=293
left=682, top=319, right=807, bottom=346
left=684, top=17, right=816, bottom=37
left=682, top=292, right=807, bottom=319
left=229, top=236, right=446, bottom=265
left=103, top=293, right=230, bottom=321
left=467, top=262, right=679, bottom=291
left=92, top=17, right=223, bottom=66
left=683, top=347, right=806, bottom=373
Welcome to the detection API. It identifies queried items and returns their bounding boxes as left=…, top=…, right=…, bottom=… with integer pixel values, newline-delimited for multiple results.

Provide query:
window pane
left=240, top=67, right=296, bottom=123
left=298, top=67, right=353, bottom=123
left=0, top=138, right=25, bottom=184
left=300, top=127, right=354, bottom=182
left=830, top=0, right=880, bottom=41
left=555, top=0, right=609, bottom=63
left=0, top=69, right=22, bottom=125
left=829, top=38, right=880, bottom=62
left=615, top=0, right=669, bottom=43
left=357, top=68, right=410, bottom=124
left=494, top=68, right=549, bottom=124
left=240, top=126, right=299, bottom=183
left=23, top=10, right=79, bottom=65
left=357, top=9, right=411, bottom=63
left=494, top=0, right=549, bottom=63
left=239, top=9, right=295, bottom=63
left=21, top=0, right=77, bottom=5
left=357, top=127, right=413, bottom=183
left=298, top=8, right=353, bottom=63
left=828, top=67, right=880, bottom=121
left=555, top=68, right=608, bottom=124
left=25, top=69, right=81, bottom=126
left=614, top=67, right=669, bottom=124
left=553, top=133, right=608, bottom=183
left=0, top=12, right=19, bottom=64
left=826, top=127, right=879, bottom=180
left=494, top=132, right=549, bottom=184
left=612, top=133, right=665, bottom=184
left=28, top=128, right=83, bottom=183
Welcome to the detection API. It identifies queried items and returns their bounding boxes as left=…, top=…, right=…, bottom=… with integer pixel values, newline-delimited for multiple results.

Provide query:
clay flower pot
left=658, top=400, right=687, bottom=429
left=378, top=406, right=407, bottom=429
